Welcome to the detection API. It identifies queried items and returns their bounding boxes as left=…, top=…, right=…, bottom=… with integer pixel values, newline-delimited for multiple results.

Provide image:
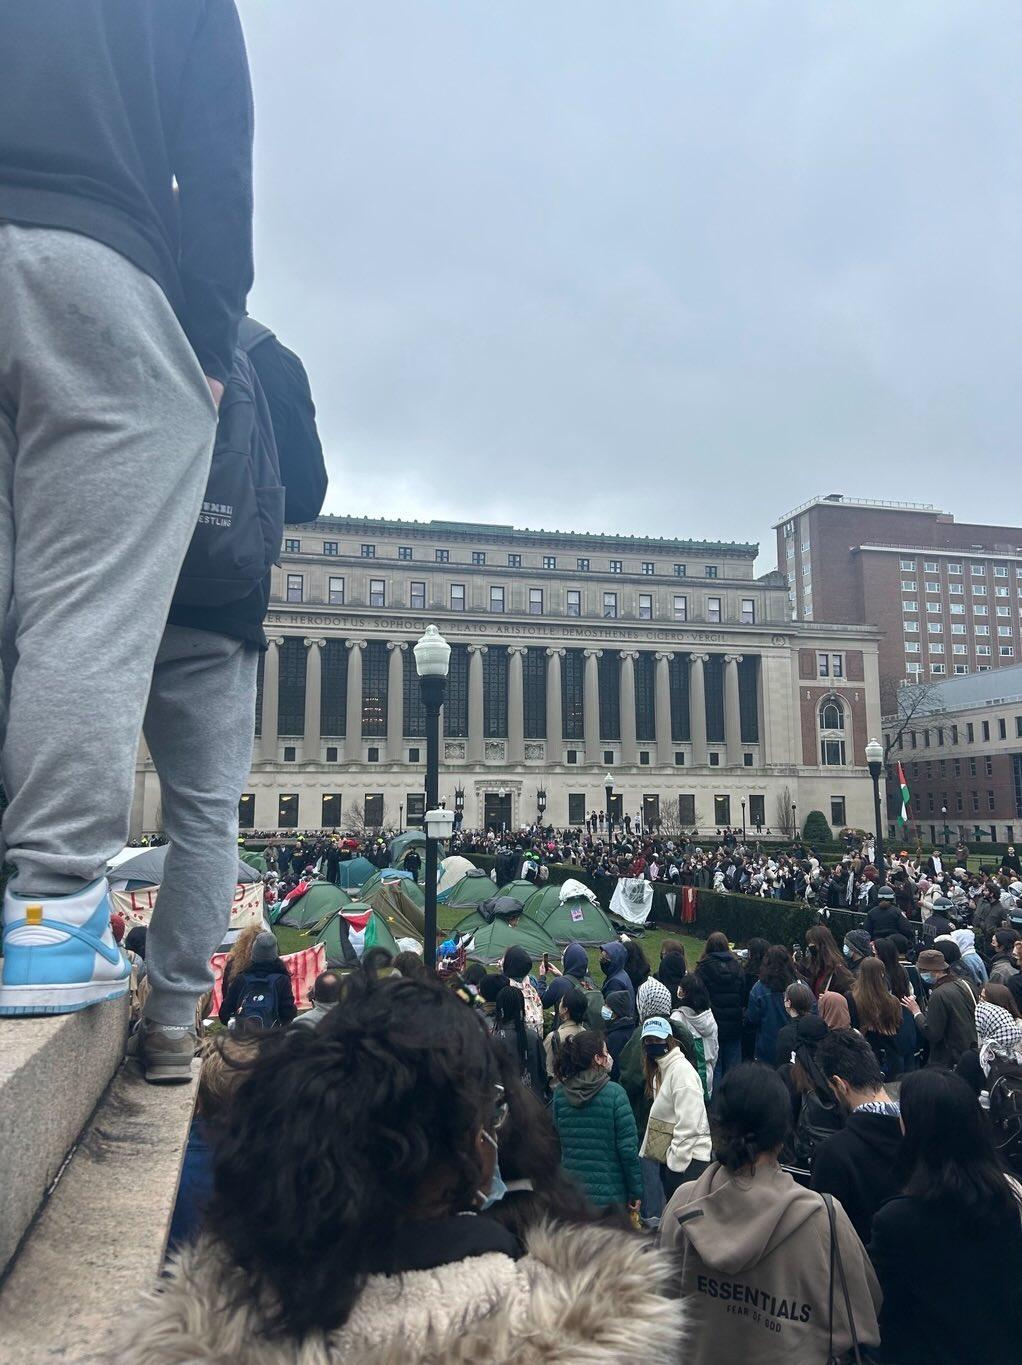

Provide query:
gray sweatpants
left=0, top=226, right=217, bottom=895
left=142, top=625, right=259, bottom=1026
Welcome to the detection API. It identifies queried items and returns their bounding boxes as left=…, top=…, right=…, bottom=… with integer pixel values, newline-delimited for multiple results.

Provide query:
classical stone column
left=545, top=647, right=565, bottom=758
left=260, top=636, right=283, bottom=760
left=302, top=637, right=325, bottom=762
left=508, top=646, right=526, bottom=763
left=619, top=651, right=638, bottom=765
left=689, top=653, right=709, bottom=766
left=345, top=639, right=366, bottom=758
left=724, top=653, right=744, bottom=765
left=467, top=644, right=487, bottom=762
left=387, top=641, right=406, bottom=762
left=583, top=648, right=602, bottom=764
left=654, top=651, right=674, bottom=767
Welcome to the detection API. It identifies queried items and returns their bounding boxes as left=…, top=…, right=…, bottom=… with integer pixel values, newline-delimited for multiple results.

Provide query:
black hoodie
left=695, top=951, right=744, bottom=1044
left=811, top=1109, right=903, bottom=1244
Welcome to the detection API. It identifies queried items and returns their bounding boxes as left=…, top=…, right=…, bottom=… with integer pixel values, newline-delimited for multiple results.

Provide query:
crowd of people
left=112, top=886, right=1022, bottom=1363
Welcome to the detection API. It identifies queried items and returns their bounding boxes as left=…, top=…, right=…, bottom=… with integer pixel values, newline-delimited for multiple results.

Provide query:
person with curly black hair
left=111, top=973, right=682, bottom=1362
left=661, top=1063, right=880, bottom=1365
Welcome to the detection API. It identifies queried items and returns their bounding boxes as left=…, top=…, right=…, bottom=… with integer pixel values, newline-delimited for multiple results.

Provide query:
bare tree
left=881, top=678, right=944, bottom=759
left=775, top=785, right=795, bottom=837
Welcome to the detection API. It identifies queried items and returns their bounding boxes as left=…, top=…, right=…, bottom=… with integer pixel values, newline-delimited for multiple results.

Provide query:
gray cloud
left=241, top=1, right=1021, bottom=569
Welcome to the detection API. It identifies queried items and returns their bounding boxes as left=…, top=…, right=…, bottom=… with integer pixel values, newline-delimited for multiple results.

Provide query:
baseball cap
left=640, top=1017, right=672, bottom=1042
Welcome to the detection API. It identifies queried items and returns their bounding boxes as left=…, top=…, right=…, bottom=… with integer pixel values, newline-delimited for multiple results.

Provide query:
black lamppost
left=454, top=785, right=465, bottom=831
left=604, top=772, right=614, bottom=847
left=741, top=798, right=746, bottom=843
left=414, top=626, right=452, bottom=973
left=537, top=788, right=547, bottom=828
left=941, top=805, right=950, bottom=847
left=791, top=802, right=797, bottom=840
left=865, top=737, right=887, bottom=887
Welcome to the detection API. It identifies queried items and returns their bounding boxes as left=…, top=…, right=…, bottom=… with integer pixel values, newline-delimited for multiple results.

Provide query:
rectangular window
left=929, top=643, right=944, bottom=654
left=832, top=654, right=844, bottom=678
left=830, top=797, right=846, bottom=827
left=705, top=565, right=718, bottom=579
left=567, top=793, right=587, bottom=825
left=679, top=795, right=696, bottom=826
left=328, top=575, right=345, bottom=605
left=603, top=592, right=618, bottom=619
left=405, top=793, right=424, bottom=827
left=900, top=558, right=915, bottom=570
left=323, top=541, right=338, bottom=555
left=474, top=551, right=488, bottom=566
left=285, top=573, right=303, bottom=602
left=506, top=553, right=520, bottom=568
left=972, top=564, right=986, bottom=575
left=1000, top=645, right=1015, bottom=657
left=642, top=561, right=654, bottom=575
left=974, top=606, right=988, bottom=616
left=284, top=538, right=301, bottom=553
left=714, top=794, right=730, bottom=823
left=674, top=752, right=686, bottom=765
left=999, top=625, right=1014, bottom=636
left=905, top=642, right=921, bottom=653
left=999, top=718, right=1007, bottom=739
left=948, top=562, right=962, bottom=573
left=674, top=564, right=687, bottom=577
left=967, top=723, right=974, bottom=742
left=925, top=581, right=940, bottom=593
left=238, top=794, right=255, bottom=829
left=529, top=588, right=543, bottom=615
left=901, top=580, right=917, bottom=591
left=543, top=555, right=556, bottom=570
left=435, top=548, right=449, bottom=562
left=566, top=749, right=578, bottom=764
left=709, top=752, right=720, bottom=766
left=321, top=793, right=342, bottom=827
left=397, top=545, right=412, bottom=560
left=973, top=584, right=987, bottom=596
left=282, top=745, right=296, bottom=762
left=904, top=620, right=920, bottom=633
left=978, top=645, right=992, bottom=656
left=749, top=794, right=766, bottom=829
left=325, top=746, right=338, bottom=763
left=997, top=587, right=1010, bottom=598
left=953, top=644, right=967, bottom=654
left=821, top=738, right=847, bottom=765
left=817, top=652, right=830, bottom=677
left=450, top=583, right=466, bottom=611
left=566, top=589, right=581, bottom=616
left=278, top=793, right=299, bottom=828
left=707, top=596, right=722, bottom=623
left=903, top=601, right=918, bottom=612
left=489, top=586, right=505, bottom=613
left=577, top=557, right=590, bottom=571
left=924, top=560, right=938, bottom=572
left=673, top=594, right=688, bottom=622
left=927, top=622, right=943, bottom=634
left=995, top=566, right=1009, bottom=577
left=369, top=578, right=385, bottom=607
left=741, top=598, right=756, bottom=624
left=364, top=794, right=384, bottom=826
left=609, top=559, right=623, bottom=574
left=931, top=664, right=946, bottom=675
left=638, top=593, right=653, bottom=620
left=640, top=751, right=651, bottom=765
left=989, top=790, right=997, bottom=811
left=360, top=544, right=375, bottom=558
left=926, top=602, right=942, bottom=615
left=976, top=625, right=990, bottom=635
left=997, top=606, right=1011, bottom=617
left=604, top=750, right=615, bottom=765
left=951, top=624, right=966, bottom=634
left=949, top=583, right=964, bottom=595
left=950, top=604, right=965, bottom=615
left=410, top=580, right=426, bottom=610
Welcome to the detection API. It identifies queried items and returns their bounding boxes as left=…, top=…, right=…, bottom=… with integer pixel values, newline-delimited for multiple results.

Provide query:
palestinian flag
left=896, top=762, right=911, bottom=827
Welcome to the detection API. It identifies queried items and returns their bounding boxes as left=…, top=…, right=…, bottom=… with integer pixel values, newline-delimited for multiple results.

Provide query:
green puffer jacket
left=551, top=1069, right=643, bottom=1208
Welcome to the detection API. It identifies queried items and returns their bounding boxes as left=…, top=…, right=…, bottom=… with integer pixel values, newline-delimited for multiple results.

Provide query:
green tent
left=361, top=867, right=421, bottom=900
left=365, top=879, right=425, bottom=940
left=456, top=914, right=559, bottom=967
left=442, top=871, right=496, bottom=908
left=337, top=856, right=376, bottom=889
left=389, top=831, right=427, bottom=867
left=313, top=903, right=401, bottom=967
left=522, top=885, right=616, bottom=945
left=495, top=878, right=540, bottom=907
left=277, top=881, right=352, bottom=930
left=239, top=849, right=267, bottom=875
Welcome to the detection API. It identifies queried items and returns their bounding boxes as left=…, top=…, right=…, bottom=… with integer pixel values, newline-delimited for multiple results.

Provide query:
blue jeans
left=713, top=1037, right=742, bottom=1090
left=640, top=1156, right=665, bottom=1224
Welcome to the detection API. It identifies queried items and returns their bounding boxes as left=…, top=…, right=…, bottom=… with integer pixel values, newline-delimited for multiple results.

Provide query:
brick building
left=883, top=665, right=1022, bottom=847
left=773, top=495, right=1022, bottom=697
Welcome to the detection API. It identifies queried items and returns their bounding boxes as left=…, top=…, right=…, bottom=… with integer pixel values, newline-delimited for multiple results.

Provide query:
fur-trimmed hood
left=105, top=1220, right=683, bottom=1364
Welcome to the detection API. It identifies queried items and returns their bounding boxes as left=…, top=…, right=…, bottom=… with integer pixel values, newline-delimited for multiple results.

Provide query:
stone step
left=0, top=1048, right=197, bottom=1363
left=0, top=996, right=129, bottom=1278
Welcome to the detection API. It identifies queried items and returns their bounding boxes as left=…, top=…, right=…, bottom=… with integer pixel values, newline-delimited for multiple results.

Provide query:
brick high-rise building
left=774, top=495, right=1022, bottom=700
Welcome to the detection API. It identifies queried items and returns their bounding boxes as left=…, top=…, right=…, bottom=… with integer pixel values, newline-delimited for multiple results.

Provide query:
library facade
left=131, top=517, right=884, bottom=837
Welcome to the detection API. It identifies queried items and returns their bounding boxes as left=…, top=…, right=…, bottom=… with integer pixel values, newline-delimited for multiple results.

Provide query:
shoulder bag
left=825, top=1192, right=863, bottom=1365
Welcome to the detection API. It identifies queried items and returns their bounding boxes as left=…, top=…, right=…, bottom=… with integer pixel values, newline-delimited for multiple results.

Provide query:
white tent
left=437, top=855, right=478, bottom=896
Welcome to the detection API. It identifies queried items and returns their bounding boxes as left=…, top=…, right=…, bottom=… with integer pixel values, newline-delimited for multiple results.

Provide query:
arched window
left=819, top=697, right=846, bottom=766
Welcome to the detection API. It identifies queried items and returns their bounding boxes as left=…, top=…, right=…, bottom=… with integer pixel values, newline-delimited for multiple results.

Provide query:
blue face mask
left=477, top=1129, right=507, bottom=1211
left=842, top=945, right=853, bottom=960
left=600, top=1005, right=614, bottom=1021
left=920, top=971, right=935, bottom=985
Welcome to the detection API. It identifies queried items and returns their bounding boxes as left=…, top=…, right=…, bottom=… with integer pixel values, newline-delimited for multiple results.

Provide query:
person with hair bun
left=551, top=1029, right=643, bottom=1213
left=661, top=1062, right=880, bottom=1365
left=112, top=974, right=682, bottom=1362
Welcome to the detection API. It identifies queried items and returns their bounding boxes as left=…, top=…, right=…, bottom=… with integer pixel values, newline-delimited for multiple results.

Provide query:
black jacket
left=218, top=959, right=297, bottom=1026
left=696, top=952, right=745, bottom=1045
left=865, top=903, right=913, bottom=940
left=168, top=328, right=328, bottom=646
left=0, top=1, right=253, bottom=386
left=811, top=1111, right=902, bottom=1245
left=774, top=1012, right=828, bottom=1067
left=870, top=1193, right=1022, bottom=1364
left=605, top=1016, right=636, bottom=1082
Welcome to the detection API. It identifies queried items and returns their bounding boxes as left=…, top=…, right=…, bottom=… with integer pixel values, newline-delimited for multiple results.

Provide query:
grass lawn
left=275, top=912, right=706, bottom=978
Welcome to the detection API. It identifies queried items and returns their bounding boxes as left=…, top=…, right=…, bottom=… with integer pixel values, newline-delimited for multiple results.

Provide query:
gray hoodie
left=661, top=1160, right=880, bottom=1365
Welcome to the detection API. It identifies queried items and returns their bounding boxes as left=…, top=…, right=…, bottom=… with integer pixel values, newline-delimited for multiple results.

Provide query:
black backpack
left=173, top=320, right=285, bottom=606
left=233, top=972, right=285, bottom=1030
left=987, top=1057, right=1022, bottom=1177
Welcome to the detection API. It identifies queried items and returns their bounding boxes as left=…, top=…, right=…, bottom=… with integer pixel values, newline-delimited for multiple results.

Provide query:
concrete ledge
left=0, top=1054, right=197, bottom=1364
left=0, top=996, right=129, bottom=1277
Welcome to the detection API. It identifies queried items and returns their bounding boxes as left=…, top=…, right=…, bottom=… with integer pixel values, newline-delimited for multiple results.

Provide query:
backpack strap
left=237, top=316, right=276, bottom=355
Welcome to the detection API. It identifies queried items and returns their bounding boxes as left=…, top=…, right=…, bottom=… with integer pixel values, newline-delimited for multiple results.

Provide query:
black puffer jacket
left=696, top=951, right=745, bottom=1045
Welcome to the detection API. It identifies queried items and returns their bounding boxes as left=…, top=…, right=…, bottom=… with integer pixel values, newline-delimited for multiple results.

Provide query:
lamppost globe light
left=864, top=737, right=884, bottom=768
left=604, top=772, right=613, bottom=789
left=413, top=624, right=451, bottom=678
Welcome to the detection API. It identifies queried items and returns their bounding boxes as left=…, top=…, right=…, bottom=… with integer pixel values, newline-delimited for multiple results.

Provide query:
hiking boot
left=129, top=1019, right=198, bottom=1084
left=0, top=878, right=130, bottom=1016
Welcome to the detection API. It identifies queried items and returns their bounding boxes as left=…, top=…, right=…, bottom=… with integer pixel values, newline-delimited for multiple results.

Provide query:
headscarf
left=818, top=991, right=851, bottom=1030
left=976, top=1001, right=1022, bottom=1077
left=636, top=977, right=672, bottom=1022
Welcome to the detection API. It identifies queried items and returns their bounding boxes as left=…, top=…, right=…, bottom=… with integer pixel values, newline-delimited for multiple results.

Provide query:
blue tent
left=337, top=856, right=376, bottom=889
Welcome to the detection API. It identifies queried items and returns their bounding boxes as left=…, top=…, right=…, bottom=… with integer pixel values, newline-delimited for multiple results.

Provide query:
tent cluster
left=448, top=877, right=616, bottom=966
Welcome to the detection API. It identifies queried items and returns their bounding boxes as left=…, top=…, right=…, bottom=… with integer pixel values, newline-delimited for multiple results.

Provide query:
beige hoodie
left=661, top=1160, right=880, bottom=1365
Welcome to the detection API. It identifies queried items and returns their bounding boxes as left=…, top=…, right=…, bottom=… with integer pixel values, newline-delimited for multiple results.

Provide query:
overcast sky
left=241, top=1, right=1019, bottom=571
